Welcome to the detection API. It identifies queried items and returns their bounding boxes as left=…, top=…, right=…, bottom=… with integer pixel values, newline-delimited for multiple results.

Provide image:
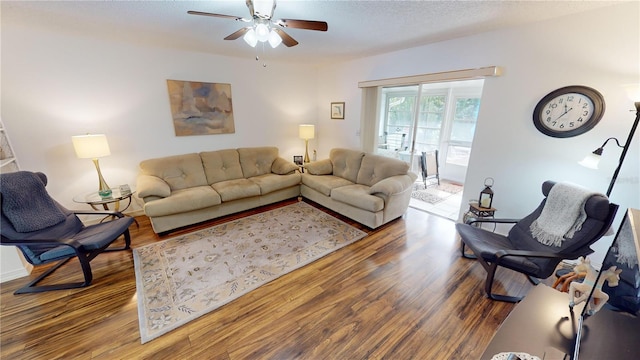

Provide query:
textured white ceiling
left=1, top=0, right=623, bottom=64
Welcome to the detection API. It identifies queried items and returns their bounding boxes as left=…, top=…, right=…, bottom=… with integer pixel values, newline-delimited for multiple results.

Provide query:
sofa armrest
left=304, top=158, right=333, bottom=175
left=271, top=157, right=299, bottom=175
left=368, top=174, right=416, bottom=196
left=137, top=174, right=171, bottom=198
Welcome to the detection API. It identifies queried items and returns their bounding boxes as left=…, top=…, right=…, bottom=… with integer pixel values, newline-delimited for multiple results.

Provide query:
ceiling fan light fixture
left=243, top=29, right=258, bottom=47
left=188, top=0, right=327, bottom=50
left=268, top=30, right=282, bottom=48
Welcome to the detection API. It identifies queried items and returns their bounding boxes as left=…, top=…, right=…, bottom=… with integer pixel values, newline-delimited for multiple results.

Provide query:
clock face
left=533, top=86, right=605, bottom=138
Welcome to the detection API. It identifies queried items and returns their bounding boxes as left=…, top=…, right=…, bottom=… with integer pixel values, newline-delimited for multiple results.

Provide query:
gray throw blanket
left=0, top=171, right=66, bottom=233
left=530, top=182, right=601, bottom=247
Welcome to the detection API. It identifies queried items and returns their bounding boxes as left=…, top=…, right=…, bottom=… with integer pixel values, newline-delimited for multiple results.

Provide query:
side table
left=464, top=203, right=497, bottom=229
left=73, top=188, right=138, bottom=227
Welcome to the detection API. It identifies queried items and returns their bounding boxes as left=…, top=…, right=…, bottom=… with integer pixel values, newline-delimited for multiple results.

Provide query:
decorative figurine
left=567, top=256, right=622, bottom=315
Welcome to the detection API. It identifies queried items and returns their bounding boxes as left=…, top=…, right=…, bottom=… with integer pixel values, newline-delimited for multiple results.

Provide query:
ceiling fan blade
left=276, top=19, right=328, bottom=31
left=187, top=10, right=249, bottom=22
left=245, top=0, right=255, bottom=18
left=273, top=28, right=299, bottom=47
left=224, top=27, right=251, bottom=40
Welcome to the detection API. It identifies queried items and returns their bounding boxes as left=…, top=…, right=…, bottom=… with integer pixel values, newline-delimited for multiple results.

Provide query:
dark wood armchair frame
left=1, top=210, right=132, bottom=295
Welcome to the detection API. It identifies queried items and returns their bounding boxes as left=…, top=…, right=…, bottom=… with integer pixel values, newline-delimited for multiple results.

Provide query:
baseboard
left=0, top=267, right=29, bottom=283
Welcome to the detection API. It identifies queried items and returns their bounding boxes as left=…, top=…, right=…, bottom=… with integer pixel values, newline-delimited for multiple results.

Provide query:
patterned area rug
left=133, top=201, right=367, bottom=343
left=411, top=182, right=463, bottom=204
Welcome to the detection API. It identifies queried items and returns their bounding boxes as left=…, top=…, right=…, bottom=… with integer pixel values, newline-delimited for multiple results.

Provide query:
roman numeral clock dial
left=533, top=86, right=605, bottom=138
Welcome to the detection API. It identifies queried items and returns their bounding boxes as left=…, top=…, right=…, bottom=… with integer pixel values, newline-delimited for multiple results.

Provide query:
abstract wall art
left=167, top=80, right=235, bottom=136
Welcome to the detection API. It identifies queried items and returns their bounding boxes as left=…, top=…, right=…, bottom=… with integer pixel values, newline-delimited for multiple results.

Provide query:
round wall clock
left=532, top=85, right=605, bottom=138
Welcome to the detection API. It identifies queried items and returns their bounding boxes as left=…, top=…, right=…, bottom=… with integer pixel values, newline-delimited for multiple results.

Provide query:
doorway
left=374, top=79, right=485, bottom=220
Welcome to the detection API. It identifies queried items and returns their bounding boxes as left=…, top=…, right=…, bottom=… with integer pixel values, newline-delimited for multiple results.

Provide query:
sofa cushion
left=250, top=173, right=301, bottom=195
left=301, top=173, right=353, bottom=196
left=238, top=147, right=279, bottom=178
left=304, top=159, right=333, bottom=175
left=357, top=153, right=410, bottom=187
left=139, top=153, right=207, bottom=191
left=330, top=148, right=365, bottom=183
left=211, top=178, right=261, bottom=202
left=143, top=186, right=221, bottom=217
left=200, top=149, right=244, bottom=184
left=331, top=184, right=385, bottom=212
left=271, top=157, right=299, bottom=175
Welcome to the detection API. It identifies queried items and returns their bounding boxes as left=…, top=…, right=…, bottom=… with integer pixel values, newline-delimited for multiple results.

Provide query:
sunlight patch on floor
left=409, top=181, right=463, bottom=221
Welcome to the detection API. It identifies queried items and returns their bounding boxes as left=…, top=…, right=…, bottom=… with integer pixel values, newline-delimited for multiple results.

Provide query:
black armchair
left=0, top=171, right=134, bottom=294
left=457, top=180, right=618, bottom=302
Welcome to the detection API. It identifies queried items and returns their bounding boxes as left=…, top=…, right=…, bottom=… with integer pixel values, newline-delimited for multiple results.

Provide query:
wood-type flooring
left=1, top=199, right=539, bottom=359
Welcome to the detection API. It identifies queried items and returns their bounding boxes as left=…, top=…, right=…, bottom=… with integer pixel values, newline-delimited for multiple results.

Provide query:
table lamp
left=299, top=124, right=315, bottom=163
left=72, top=134, right=112, bottom=198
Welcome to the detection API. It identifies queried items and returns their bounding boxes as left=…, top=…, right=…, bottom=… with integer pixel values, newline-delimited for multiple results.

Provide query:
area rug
left=133, top=201, right=367, bottom=343
left=411, top=182, right=463, bottom=204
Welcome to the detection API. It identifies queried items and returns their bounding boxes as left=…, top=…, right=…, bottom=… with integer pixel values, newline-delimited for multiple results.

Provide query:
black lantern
left=479, top=177, right=494, bottom=209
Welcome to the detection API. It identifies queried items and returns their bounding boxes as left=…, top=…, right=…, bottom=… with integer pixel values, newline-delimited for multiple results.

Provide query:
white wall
left=1, top=22, right=319, bottom=281
left=315, top=2, right=639, bottom=265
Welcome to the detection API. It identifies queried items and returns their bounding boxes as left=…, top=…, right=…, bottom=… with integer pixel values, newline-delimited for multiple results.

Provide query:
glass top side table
left=73, top=188, right=138, bottom=226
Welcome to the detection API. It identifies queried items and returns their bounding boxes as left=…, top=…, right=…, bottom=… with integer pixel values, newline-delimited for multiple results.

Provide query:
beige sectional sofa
left=301, top=148, right=417, bottom=229
left=136, top=147, right=301, bottom=234
left=137, top=146, right=417, bottom=234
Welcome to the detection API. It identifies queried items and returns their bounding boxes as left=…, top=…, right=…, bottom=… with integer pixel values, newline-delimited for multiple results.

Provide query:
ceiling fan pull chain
left=254, top=42, right=267, bottom=68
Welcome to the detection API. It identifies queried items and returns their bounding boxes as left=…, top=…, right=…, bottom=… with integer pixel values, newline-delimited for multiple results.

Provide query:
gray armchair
left=0, top=171, right=134, bottom=294
left=457, top=180, right=618, bottom=302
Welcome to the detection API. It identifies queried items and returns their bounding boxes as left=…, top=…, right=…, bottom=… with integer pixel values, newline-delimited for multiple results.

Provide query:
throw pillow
left=271, top=157, right=299, bottom=175
left=305, top=159, right=333, bottom=175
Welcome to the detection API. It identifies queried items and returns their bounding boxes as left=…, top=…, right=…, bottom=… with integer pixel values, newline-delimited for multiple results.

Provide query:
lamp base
left=93, top=158, right=112, bottom=198
left=304, top=139, right=311, bottom=163
left=99, top=189, right=113, bottom=198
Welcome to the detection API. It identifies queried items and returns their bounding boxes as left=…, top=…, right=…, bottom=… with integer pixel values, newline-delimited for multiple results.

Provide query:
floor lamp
left=579, top=101, right=640, bottom=197
left=573, top=99, right=640, bottom=350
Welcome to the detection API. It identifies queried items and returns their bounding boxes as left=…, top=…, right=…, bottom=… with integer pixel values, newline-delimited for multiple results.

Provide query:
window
left=359, top=66, right=500, bottom=183
left=447, top=96, right=481, bottom=166
left=376, top=80, right=484, bottom=181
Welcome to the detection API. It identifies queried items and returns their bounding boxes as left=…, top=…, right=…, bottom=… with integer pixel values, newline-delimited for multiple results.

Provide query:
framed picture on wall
left=293, top=156, right=303, bottom=165
left=166, top=79, right=235, bottom=136
left=331, top=102, right=345, bottom=119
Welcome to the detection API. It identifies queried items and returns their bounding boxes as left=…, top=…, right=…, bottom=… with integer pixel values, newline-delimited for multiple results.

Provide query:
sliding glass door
left=375, top=79, right=484, bottom=184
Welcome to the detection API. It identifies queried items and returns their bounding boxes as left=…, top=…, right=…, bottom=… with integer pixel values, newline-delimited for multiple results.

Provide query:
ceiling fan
left=188, top=0, right=328, bottom=48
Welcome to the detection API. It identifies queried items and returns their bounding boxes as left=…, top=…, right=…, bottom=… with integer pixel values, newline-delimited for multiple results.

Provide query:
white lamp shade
left=578, top=153, right=601, bottom=169
left=255, top=23, right=270, bottom=42
left=268, top=30, right=282, bottom=48
left=72, top=134, right=111, bottom=159
left=243, top=29, right=258, bottom=47
left=622, top=83, right=640, bottom=102
left=299, top=124, right=315, bottom=140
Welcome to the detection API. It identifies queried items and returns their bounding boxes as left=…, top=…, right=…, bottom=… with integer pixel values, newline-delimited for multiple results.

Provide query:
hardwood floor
left=1, top=199, right=539, bottom=359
